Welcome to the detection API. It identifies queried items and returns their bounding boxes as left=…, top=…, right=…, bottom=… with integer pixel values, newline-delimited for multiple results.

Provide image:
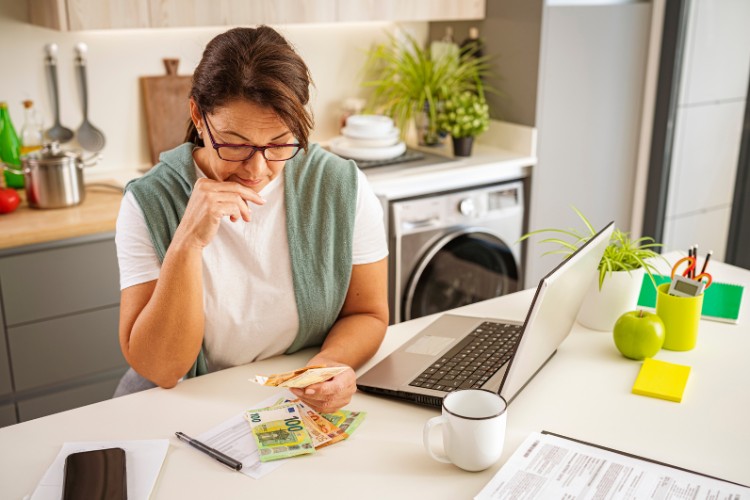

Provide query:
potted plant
left=435, top=90, right=490, bottom=157
left=361, top=31, right=489, bottom=146
left=520, top=207, right=667, bottom=331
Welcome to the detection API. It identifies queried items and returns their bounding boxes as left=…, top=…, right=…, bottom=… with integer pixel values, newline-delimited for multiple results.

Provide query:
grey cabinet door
left=17, top=375, right=123, bottom=421
left=8, top=306, right=126, bottom=392
left=0, top=402, right=17, bottom=427
left=0, top=304, right=12, bottom=397
left=0, top=239, right=120, bottom=326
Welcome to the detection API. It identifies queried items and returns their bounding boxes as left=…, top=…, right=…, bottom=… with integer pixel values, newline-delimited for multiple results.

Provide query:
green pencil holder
left=655, top=283, right=703, bottom=351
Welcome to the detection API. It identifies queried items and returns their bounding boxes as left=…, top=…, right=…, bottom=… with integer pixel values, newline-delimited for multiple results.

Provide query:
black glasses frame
left=201, top=111, right=300, bottom=162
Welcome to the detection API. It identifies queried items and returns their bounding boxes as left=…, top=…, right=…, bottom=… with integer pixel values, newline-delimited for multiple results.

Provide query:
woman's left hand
left=289, top=362, right=356, bottom=414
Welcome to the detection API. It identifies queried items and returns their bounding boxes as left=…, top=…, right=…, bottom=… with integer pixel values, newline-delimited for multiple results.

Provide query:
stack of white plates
left=330, top=114, right=406, bottom=161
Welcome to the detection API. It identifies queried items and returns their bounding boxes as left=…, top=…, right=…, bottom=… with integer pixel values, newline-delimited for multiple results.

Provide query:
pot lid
left=24, top=142, right=82, bottom=164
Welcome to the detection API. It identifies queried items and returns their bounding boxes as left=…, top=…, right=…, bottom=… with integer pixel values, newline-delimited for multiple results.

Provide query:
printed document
left=475, top=432, right=749, bottom=500
left=196, top=391, right=294, bottom=479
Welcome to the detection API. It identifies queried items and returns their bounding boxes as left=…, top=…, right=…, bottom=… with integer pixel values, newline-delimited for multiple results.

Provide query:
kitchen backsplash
left=0, top=1, right=427, bottom=174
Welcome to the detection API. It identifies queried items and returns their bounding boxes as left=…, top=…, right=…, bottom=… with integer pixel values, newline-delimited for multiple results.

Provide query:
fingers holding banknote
left=290, top=365, right=356, bottom=413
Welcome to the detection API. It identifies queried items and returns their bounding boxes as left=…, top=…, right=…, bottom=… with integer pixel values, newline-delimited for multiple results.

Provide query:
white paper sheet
left=29, top=439, right=169, bottom=500
left=195, top=391, right=295, bottom=479
left=475, top=432, right=750, bottom=500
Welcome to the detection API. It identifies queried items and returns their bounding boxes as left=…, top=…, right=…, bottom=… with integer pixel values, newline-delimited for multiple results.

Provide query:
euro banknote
left=245, top=402, right=315, bottom=462
left=321, top=409, right=367, bottom=436
left=252, top=366, right=349, bottom=388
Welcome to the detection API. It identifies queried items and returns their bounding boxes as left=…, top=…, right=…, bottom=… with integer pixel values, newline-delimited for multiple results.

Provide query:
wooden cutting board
left=140, top=58, right=193, bottom=166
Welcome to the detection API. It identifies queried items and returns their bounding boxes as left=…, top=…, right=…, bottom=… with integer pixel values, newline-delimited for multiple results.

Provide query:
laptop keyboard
left=408, top=321, right=522, bottom=393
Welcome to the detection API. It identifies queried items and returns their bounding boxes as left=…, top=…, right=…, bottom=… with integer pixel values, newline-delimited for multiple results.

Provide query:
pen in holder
left=655, top=283, right=703, bottom=351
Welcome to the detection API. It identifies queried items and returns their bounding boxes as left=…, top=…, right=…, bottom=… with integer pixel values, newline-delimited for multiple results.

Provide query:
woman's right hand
left=174, top=178, right=266, bottom=248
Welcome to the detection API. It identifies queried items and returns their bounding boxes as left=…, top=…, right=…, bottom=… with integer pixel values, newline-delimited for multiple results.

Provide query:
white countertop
left=1, top=255, right=748, bottom=498
left=364, top=143, right=534, bottom=200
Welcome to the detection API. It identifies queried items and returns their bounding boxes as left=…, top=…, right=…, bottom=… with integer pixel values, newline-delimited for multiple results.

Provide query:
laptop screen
left=499, top=222, right=614, bottom=402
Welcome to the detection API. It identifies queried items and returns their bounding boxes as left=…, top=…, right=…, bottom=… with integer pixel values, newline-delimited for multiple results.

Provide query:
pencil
left=692, top=244, right=698, bottom=279
left=699, top=250, right=713, bottom=276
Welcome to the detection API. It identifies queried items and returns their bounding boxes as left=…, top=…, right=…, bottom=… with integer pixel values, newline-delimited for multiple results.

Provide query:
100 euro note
left=245, top=402, right=315, bottom=462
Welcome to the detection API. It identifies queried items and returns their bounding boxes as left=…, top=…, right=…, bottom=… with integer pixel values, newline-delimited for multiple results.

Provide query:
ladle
left=74, top=42, right=106, bottom=152
left=44, top=43, right=74, bottom=144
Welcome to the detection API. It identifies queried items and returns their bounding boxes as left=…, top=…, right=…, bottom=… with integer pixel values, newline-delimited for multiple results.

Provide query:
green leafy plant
left=361, top=31, right=490, bottom=143
left=435, top=90, right=490, bottom=139
left=519, top=207, right=667, bottom=290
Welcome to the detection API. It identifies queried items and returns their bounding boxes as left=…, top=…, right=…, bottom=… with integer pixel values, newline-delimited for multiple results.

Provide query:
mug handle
left=423, top=416, right=451, bottom=464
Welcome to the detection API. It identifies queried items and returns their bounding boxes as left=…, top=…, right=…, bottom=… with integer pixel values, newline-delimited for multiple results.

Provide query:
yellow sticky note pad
left=632, top=358, right=691, bottom=403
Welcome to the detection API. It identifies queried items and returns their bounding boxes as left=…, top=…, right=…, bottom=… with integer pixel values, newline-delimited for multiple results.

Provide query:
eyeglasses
left=201, top=111, right=301, bottom=162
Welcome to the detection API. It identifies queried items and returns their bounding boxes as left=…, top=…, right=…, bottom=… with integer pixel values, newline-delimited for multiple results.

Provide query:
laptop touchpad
left=406, top=336, right=455, bottom=356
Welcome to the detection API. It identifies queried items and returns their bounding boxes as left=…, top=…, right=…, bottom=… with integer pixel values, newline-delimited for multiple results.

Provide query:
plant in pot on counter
left=435, top=89, right=490, bottom=157
left=360, top=31, right=490, bottom=146
left=519, top=207, right=668, bottom=331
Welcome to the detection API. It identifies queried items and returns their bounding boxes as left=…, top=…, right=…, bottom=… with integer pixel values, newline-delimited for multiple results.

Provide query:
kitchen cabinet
left=28, top=0, right=150, bottom=31
left=0, top=234, right=127, bottom=428
left=338, top=0, right=485, bottom=22
left=149, top=0, right=338, bottom=28
left=29, top=0, right=484, bottom=31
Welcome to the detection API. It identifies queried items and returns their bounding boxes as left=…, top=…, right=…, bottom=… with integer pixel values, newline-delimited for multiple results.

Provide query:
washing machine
left=388, top=180, right=524, bottom=324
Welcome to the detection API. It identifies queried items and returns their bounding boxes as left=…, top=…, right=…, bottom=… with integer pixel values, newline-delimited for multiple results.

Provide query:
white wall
left=663, top=0, right=750, bottom=261
left=0, top=0, right=426, bottom=177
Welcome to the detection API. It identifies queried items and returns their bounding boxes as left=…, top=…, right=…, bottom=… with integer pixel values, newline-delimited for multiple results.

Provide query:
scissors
left=670, top=256, right=713, bottom=288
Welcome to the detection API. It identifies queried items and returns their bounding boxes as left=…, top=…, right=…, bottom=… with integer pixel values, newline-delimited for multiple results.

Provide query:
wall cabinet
left=29, top=0, right=485, bottom=31
left=0, top=235, right=127, bottom=428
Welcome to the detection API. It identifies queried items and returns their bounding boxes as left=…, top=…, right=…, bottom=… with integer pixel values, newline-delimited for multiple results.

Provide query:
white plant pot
left=577, top=268, right=646, bottom=331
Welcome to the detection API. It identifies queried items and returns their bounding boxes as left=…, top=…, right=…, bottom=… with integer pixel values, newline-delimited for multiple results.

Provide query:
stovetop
left=354, top=147, right=456, bottom=171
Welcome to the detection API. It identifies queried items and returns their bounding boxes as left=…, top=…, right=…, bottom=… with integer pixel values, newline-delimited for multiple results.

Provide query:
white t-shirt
left=115, top=165, right=388, bottom=371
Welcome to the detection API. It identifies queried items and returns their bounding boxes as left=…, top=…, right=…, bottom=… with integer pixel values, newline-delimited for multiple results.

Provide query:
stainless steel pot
left=3, top=142, right=99, bottom=209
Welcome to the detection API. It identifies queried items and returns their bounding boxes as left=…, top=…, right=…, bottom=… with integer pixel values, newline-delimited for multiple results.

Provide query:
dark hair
left=185, top=26, right=314, bottom=149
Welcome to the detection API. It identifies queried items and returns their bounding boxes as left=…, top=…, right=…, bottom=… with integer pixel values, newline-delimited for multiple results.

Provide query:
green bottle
left=0, top=101, right=24, bottom=189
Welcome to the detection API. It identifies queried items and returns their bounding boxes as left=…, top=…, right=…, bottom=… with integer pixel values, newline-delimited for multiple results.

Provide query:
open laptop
left=358, top=221, right=614, bottom=407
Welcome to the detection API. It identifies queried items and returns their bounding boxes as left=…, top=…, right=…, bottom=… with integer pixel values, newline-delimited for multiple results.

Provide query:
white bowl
left=329, top=136, right=406, bottom=161
left=342, top=127, right=400, bottom=147
left=344, top=114, right=394, bottom=137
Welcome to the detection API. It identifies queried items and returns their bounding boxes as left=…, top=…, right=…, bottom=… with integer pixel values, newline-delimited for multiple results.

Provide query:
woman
left=114, top=26, right=389, bottom=413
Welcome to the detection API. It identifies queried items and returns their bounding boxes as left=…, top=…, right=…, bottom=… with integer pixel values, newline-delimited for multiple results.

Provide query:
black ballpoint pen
left=175, top=431, right=243, bottom=471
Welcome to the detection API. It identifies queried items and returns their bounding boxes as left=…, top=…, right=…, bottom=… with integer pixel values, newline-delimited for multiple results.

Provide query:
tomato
left=0, top=187, right=21, bottom=214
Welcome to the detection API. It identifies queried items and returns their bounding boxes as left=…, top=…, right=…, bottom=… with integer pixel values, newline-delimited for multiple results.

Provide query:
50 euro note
left=245, top=402, right=315, bottom=462
left=252, top=366, right=349, bottom=388
left=287, top=399, right=347, bottom=449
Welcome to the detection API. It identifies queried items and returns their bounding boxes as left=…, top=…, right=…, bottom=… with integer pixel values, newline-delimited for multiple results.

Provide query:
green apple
left=613, top=310, right=665, bottom=360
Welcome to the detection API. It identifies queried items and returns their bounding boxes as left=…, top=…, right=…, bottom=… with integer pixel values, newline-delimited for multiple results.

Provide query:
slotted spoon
left=74, top=43, right=106, bottom=152
left=44, top=43, right=74, bottom=144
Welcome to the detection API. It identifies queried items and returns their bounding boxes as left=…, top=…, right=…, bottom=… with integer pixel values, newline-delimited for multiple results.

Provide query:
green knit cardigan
left=125, top=142, right=358, bottom=377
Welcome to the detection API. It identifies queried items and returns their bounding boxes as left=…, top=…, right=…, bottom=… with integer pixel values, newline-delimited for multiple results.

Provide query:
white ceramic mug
left=423, top=389, right=508, bottom=472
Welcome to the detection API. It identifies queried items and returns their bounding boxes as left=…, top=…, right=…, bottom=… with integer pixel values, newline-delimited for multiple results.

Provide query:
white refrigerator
left=524, top=0, right=652, bottom=286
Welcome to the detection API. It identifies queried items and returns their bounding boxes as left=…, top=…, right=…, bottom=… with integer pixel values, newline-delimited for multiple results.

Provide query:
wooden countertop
left=0, top=182, right=124, bottom=250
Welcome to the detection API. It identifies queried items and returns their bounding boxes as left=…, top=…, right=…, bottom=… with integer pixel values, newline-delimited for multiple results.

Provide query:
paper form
left=475, top=432, right=750, bottom=500
left=196, top=391, right=294, bottom=479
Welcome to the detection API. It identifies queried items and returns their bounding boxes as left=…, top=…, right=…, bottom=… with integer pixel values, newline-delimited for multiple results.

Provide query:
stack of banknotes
left=247, top=366, right=366, bottom=462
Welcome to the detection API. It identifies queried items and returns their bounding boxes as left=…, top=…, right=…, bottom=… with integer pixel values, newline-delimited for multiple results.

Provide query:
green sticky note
left=632, top=358, right=691, bottom=403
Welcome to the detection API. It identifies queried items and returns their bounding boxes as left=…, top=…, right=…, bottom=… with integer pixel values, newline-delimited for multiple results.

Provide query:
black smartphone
left=62, top=447, right=127, bottom=500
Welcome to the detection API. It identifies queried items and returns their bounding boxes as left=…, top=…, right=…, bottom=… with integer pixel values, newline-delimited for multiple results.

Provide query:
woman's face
left=191, top=99, right=295, bottom=193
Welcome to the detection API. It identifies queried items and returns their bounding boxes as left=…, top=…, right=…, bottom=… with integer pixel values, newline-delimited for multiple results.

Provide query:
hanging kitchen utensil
left=140, top=58, right=193, bottom=165
left=74, top=43, right=106, bottom=152
left=44, top=43, right=74, bottom=144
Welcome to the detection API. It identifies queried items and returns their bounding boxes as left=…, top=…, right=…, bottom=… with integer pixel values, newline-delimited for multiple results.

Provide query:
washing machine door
left=403, top=230, right=519, bottom=322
